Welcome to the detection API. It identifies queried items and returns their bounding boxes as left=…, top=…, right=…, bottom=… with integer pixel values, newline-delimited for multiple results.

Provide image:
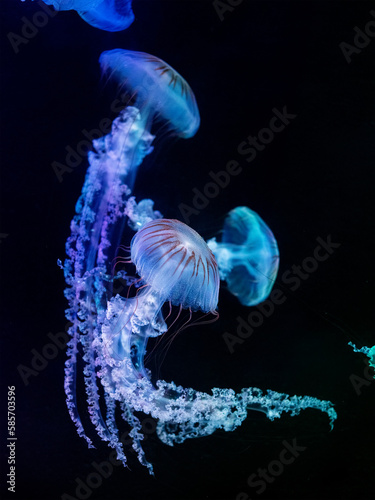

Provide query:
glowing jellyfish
left=62, top=50, right=200, bottom=460
left=349, top=342, right=375, bottom=375
left=99, top=49, right=200, bottom=138
left=34, top=0, right=134, bottom=31
left=131, top=219, right=219, bottom=312
left=208, top=206, right=279, bottom=306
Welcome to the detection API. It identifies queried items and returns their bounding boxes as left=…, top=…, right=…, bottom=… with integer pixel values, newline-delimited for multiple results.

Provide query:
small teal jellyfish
left=33, top=0, right=134, bottom=31
left=99, top=49, right=200, bottom=138
left=208, top=206, right=280, bottom=306
left=349, top=342, right=375, bottom=376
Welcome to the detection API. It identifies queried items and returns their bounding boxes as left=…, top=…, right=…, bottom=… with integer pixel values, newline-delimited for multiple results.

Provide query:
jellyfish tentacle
left=349, top=342, right=375, bottom=374
left=63, top=106, right=155, bottom=451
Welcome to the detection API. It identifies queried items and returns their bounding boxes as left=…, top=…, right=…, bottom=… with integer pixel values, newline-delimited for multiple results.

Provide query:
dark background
left=1, top=1, right=374, bottom=499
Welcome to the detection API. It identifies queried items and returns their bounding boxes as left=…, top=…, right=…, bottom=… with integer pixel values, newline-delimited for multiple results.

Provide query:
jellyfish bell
left=208, top=206, right=279, bottom=306
left=99, top=49, right=200, bottom=138
left=79, top=0, right=134, bottom=32
left=131, top=219, right=220, bottom=313
left=38, top=0, right=134, bottom=32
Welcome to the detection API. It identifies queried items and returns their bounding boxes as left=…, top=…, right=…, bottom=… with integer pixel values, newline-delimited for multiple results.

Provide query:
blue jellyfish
left=34, top=0, right=134, bottom=31
left=99, top=49, right=200, bottom=138
left=62, top=51, right=200, bottom=460
left=208, top=206, right=280, bottom=306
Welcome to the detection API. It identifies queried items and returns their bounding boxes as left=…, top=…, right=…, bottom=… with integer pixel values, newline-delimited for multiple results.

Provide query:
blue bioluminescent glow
left=32, top=0, right=134, bottom=31
left=208, top=206, right=280, bottom=306
left=61, top=50, right=336, bottom=474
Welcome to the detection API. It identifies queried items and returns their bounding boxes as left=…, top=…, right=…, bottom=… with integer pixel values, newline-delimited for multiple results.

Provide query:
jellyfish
left=208, top=206, right=280, bottom=306
left=349, top=342, right=375, bottom=375
left=99, top=49, right=200, bottom=139
left=131, top=219, right=219, bottom=312
left=61, top=50, right=200, bottom=460
left=28, top=0, right=135, bottom=32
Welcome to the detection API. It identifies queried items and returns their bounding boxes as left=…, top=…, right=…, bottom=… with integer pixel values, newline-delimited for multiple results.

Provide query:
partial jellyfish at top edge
left=99, top=49, right=200, bottom=138
left=208, top=206, right=280, bottom=306
left=26, top=0, right=134, bottom=32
